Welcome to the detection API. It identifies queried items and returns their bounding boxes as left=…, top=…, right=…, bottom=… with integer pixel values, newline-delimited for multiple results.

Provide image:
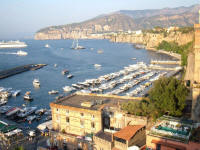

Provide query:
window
left=91, top=122, right=95, bottom=128
left=66, top=110, right=69, bottom=114
left=91, top=115, right=95, bottom=119
left=80, top=120, right=84, bottom=128
left=80, top=113, right=84, bottom=117
left=56, top=108, right=59, bottom=111
left=66, top=117, right=69, bottom=123
left=156, top=144, right=161, bottom=150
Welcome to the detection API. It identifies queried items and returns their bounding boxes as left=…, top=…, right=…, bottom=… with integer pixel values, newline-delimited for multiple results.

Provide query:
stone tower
left=192, top=10, right=200, bottom=120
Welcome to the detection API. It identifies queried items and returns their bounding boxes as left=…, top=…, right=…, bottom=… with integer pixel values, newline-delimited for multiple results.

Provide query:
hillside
left=35, top=4, right=199, bottom=40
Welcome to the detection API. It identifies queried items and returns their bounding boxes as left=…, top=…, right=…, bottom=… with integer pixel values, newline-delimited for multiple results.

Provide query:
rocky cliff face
left=110, top=31, right=194, bottom=49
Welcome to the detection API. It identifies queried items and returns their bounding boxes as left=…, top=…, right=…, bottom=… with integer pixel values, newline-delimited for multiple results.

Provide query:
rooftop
left=95, top=131, right=112, bottom=142
left=114, top=125, right=144, bottom=141
left=51, top=93, right=141, bottom=111
left=149, top=116, right=193, bottom=143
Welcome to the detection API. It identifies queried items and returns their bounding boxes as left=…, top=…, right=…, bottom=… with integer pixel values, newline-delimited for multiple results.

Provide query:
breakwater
left=0, top=64, right=47, bottom=79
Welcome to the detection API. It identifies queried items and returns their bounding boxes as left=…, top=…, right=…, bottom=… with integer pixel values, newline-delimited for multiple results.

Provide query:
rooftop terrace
left=51, top=93, right=142, bottom=111
left=149, top=116, right=193, bottom=143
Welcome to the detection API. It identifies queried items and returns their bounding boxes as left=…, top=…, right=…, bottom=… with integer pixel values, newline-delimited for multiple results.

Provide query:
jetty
left=0, top=64, right=47, bottom=79
left=151, top=60, right=181, bottom=65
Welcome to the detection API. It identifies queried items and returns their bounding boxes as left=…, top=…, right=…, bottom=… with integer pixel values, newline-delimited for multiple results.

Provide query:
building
left=146, top=115, right=200, bottom=150
left=50, top=93, right=143, bottom=149
left=93, top=125, right=146, bottom=150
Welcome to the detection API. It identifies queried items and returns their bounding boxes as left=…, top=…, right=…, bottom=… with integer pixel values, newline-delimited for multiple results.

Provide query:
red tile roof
left=151, top=140, right=186, bottom=150
left=114, top=125, right=144, bottom=141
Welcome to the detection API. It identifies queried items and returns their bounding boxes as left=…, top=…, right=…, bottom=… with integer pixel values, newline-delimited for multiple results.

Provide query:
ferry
left=0, top=40, right=27, bottom=48
left=33, top=79, right=40, bottom=87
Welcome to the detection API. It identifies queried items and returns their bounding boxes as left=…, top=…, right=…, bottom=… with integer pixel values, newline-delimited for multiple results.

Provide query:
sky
left=0, top=0, right=198, bottom=39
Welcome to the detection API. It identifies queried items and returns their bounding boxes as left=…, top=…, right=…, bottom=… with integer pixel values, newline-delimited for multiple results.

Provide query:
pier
left=0, top=64, right=47, bottom=79
left=151, top=60, right=181, bottom=65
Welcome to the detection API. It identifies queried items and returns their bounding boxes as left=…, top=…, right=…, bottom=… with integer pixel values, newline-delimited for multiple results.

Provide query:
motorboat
left=6, top=107, right=21, bottom=117
left=55, top=94, right=64, bottom=100
left=97, top=50, right=103, bottom=54
left=27, top=115, right=36, bottom=122
left=0, top=98, right=7, bottom=106
left=12, top=90, right=21, bottom=97
left=62, top=69, right=69, bottom=75
left=67, top=74, right=73, bottom=79
left=17, top=106, right=37, bottom=118
left=63, top=86, right=75, bottom=92
left=33, top=79, right=40, bottom=87
left=24, top=91, right=33, bottom=100
left=48, top=90, right=59, bottom=95
left=45, top=44, right=50, bottom=48
left=35, top=108, right=46, bottom=115
left=94, top=64, right=102, bottom=68
left=0, top=106, right=13, bottom=114
left=17, top=50, right=28, bottom=56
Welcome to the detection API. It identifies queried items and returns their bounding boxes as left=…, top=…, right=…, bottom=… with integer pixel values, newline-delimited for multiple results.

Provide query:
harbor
left=0, top=39, right=181, bottom=131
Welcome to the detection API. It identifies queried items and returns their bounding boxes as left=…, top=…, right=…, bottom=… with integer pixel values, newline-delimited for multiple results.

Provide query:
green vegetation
left=122, top=77, right=189, bottom=120
left=157, top=40, right=193, bottom=66
left=178, top=26, right=194, bottom=34
left=15, top=146, right=24, bottom=150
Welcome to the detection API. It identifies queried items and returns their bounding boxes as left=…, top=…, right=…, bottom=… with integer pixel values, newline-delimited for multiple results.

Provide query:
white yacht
left=33, top=79, right=40, bottom=87
left=48, top=90, right=59, bottom=95
left=12, top=90, right=21, bottom=97
left=24, top=91, right=33, bottom=100
left=45, top=44, right=50, bottom=48
left=94, top=64, right=102, bottom=68
left=17, top=50, right=28, bottom=56
left=63, top=86, right=75, bottom=92
left=27, top=115, right=36, bottom=122
left=0, top=40, right=27, bottom=48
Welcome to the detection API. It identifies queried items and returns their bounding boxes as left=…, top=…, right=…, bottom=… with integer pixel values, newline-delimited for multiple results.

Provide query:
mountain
left=35, top=4, right=199, bottom=40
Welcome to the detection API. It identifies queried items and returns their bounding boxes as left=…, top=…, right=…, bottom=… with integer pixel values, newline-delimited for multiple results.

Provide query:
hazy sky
left=0, top=0, right=198, bottom=39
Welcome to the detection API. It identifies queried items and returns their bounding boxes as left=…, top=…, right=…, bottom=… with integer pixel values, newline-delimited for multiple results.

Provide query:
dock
left=151, top=60, right=181, bottom=65
left=0, top=64, right=47, bottom=79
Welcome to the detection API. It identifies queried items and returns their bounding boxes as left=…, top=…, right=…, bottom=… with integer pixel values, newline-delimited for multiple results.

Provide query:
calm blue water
left=0, top=39, right=173, bottom=127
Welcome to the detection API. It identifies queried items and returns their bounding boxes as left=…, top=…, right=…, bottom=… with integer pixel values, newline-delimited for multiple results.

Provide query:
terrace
left=149, top=116, right=193, bottom=143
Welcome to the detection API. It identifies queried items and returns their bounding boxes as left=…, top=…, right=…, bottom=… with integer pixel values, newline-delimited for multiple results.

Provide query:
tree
left=122, top=77, right=189, bottom=120
left=148, top=77, right=189, bottom=118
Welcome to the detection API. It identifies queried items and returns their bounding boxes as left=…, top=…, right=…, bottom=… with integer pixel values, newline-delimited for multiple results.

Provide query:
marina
left=0, top=39, right=180, bottom=129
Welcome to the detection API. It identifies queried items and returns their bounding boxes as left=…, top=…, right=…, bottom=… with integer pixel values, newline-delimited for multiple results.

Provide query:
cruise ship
left=0, top=40, right=27, bottom=48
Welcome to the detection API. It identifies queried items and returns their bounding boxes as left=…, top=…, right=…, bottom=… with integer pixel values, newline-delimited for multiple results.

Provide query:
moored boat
left=33, top=79, right=40, bottom=87
left=17, top=107, right=37, bottom=118
left=48, top=90, right=59, bottom=95
left=24, top=91, right=33, bottom=100
left=67, top=74, right=73, bottom=79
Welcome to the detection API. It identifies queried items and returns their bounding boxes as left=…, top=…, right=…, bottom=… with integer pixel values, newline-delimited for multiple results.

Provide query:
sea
left=0, top=39, right=175, bottom=128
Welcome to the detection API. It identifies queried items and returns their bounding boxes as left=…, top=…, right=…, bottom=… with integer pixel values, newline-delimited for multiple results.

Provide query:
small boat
left=48, top=90, right=59, bottom=95
left=0, top=106, right=13, bottom=114
left=24, top=91, right=33, bottom=100
left=12, top=90, right=21, bottom=97
left=33, top=79, right=40, bottom=87
left=17, top=106, right=37, bottom=118
left=97, top=50, right=103, bottom=54
left=67, top=74, right=73, bottom=79
left=27, top=115, right=36, bottom=122
left=6, top=107, right=21, bottom=117
left=35, top=108, right=46, bottom=115
left=45, top=44, right=50, bottom=48
left=63, top=86, right=75, bottom=92
left=0, top=99, right=7, bottom=106
left=94, top=64, right=101, bottom=68
left=17, top=50, right=28, bottom=56
left=62, top=70, right=69, bottom=75
left=131, top=58, right=137, bottom=60
left=71, top=39, right=85, bottom=50
left=54, top=64, right=57, bottom=67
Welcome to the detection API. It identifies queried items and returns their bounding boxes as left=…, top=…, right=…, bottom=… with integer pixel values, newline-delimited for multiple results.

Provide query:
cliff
left=109, top=30, right=194, bottom=50
left=35, top=4, right=199, bottom=40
